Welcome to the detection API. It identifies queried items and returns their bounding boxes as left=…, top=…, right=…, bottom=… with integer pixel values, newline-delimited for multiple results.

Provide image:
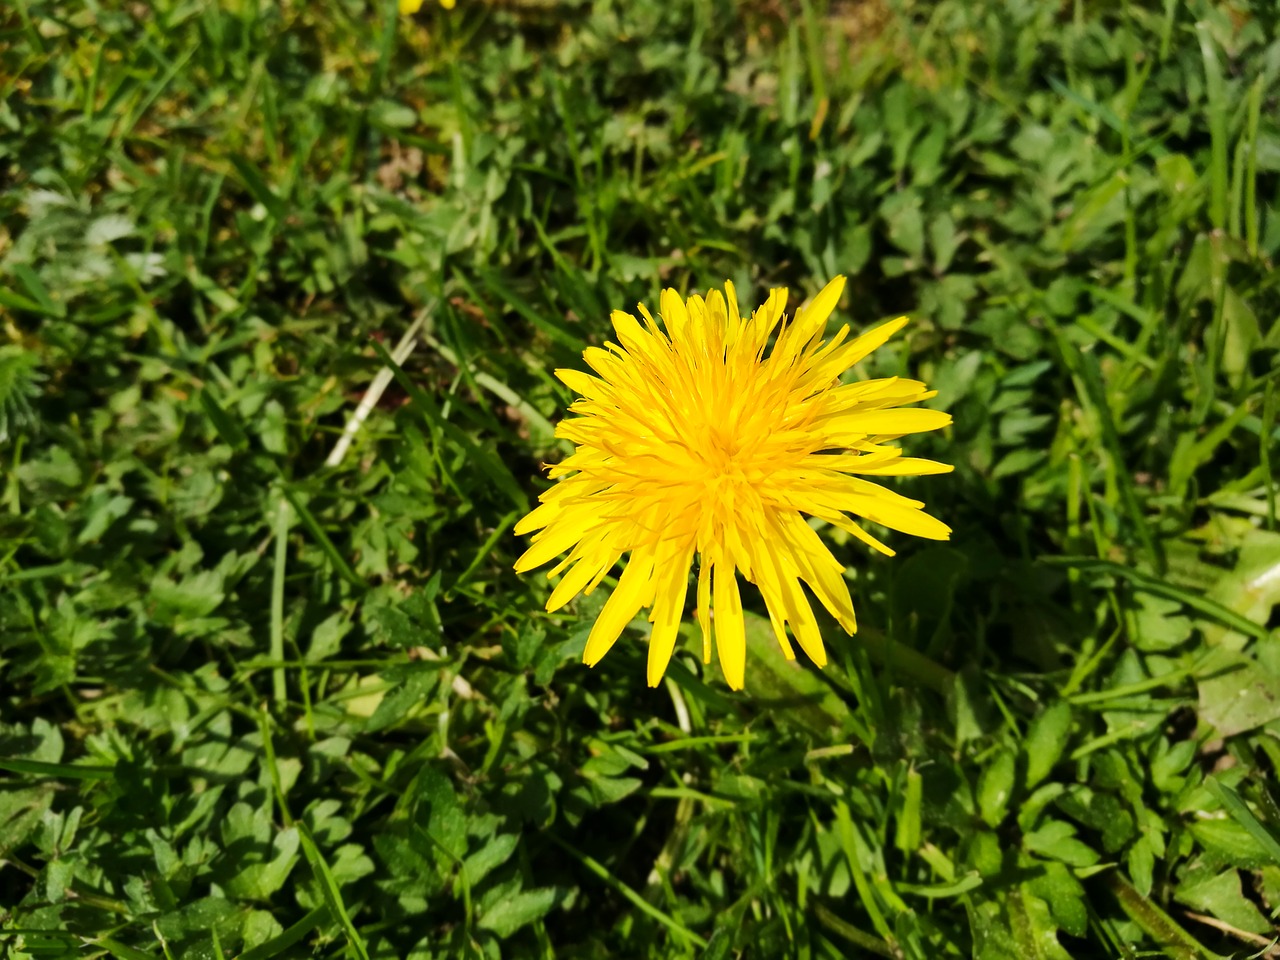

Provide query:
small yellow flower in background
left=399, top=0, right=454, bottom=13
left=514, top=277, right=953, bottom=690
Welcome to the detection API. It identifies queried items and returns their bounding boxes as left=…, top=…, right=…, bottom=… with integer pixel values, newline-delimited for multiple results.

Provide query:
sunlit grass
left=1, top=1, right=1278, bottom=957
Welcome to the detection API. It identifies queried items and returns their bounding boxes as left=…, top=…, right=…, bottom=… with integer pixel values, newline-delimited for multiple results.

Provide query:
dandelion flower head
left=515, top=276, right=952, bottom=690
left=399, top=0, right=455, bottom=13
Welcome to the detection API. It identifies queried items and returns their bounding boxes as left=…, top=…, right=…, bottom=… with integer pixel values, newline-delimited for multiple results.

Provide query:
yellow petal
left=585, top=346, right=635, bottom=383
left=770, top=277, right=845, bottom=367
left=584, top=549, right=655, bottom=666
left=705, top=288, right=732, bottom=348
left=818, top=377, right=928, bottom=414
left=610, top=310, right=660, bottom=362
left=790, top=275, right=846, bottom=347
left=744, top=287, right=788, bottom=355
left=847, top=497, right=952, bottom=540
left=696, top=558, right=712, bottom=663
left=724, top=280, right=742, bottom=336
left=635, top=302, right=661, bottom=335
left=777, top=573, right=827, bottom=668
left=713, top=562, right=746, bottom=690
left=646, top=543, right=694, bottom=686
left=660, top=288, right=689, bottom=341
left=399, top=0, right=425, bottom=12
left=828, top=407, right=952, bottom=437
left=547, top=548, right=617, bottom=612
left=746, top=542, right=797, bottom=659
left=777, top=514, right=855, bottom=633
left=822, top=511, right=896, bottom=557
left=851, top=457, right=954, bottom=476
left=792, top=325, right=852, bottom=391
left=513, top=500, right=557, bottom=537
left=514, top=521, right=589, bottom=573
left=843, top=316, right=909, bottom=367
left=555, top=368, right=607, bottom=400
left=684, top=294, right=720, bottom=360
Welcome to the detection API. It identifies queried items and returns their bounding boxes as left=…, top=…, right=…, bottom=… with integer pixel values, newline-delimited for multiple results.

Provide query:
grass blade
left=296, top=822, right=372, bottom=960
left=279, top=484, right=364, bottom=589
left=369, top=337, right=528, bottom=511
left=237, top=907, right=327, bottom=960
left=1205, top=778, right=1280, bottom=865
left=1196, top=23, right=1229, bottom=232
left=270, top=492, right=290, bottom=706
left=834, top=801, right=895, bottom=944
left=1057, top=333, right=1163, bottom=572
left=0, top=759, right=115, bottom=780
left=1044, top=557, right=1266, bottom=641
left=198, top=389, right=249, bottom=451
left=1264, top=378, right=1277, bottom=530
left=812, top=902, right=895, bottom=957
left=549, top=835, right=708, bottom=948
left=471, top=267, right=585, bottom=353
left=1105, top=872, right=1213, bottom=960
left=96, top=937, right=155, bottom=960
left=229, top=153, right=287, bottom=221
left=10, top=264, right=64, bottom=317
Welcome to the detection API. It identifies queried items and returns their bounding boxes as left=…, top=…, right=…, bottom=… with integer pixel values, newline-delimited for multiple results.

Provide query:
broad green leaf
left=461, top=833, right=520, bottom=888
left=412, top=765, right=467, bottom=861
left=978, top=749, right=1015, bottom=828
left=477, top=886, right=560, bottom=938
left=1198, top=656, right=1280, bottom=738
left=1023, top=820, right=1100, bottom=868
left=1175, top=865, right=1270, bottom=935
left=1023, top=704, right=1071, bottom=789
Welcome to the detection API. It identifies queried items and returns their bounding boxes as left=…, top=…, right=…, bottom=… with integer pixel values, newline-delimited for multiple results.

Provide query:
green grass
left=2, top=0, right=1280, bottom=957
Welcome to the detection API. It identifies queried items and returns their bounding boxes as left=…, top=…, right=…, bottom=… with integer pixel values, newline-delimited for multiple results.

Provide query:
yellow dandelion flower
left=399, top=0, right=454, bottom=14
left=514, top=276, right=953, bottom=690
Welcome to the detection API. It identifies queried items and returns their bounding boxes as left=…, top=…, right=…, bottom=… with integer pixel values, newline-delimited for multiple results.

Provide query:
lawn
left=2, top=0, right=1280, bottom=957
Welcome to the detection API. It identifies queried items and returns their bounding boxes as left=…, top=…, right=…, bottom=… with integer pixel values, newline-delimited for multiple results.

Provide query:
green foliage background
left=3, top=0, right=1280, bottom=957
